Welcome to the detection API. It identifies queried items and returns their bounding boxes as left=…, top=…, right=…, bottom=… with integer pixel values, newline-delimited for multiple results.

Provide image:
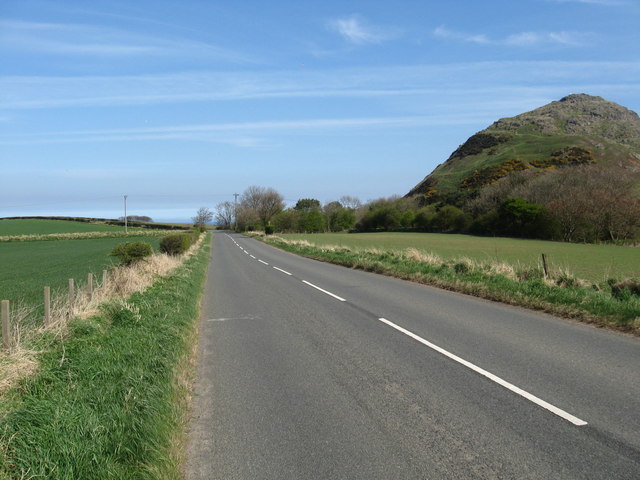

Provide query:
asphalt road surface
left=186, top=233, right=640, bottom=479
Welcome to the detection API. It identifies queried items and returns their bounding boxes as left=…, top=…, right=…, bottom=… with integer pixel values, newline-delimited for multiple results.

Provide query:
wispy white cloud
left=0, top=19, right=255, bottom=62
left=505, top=31, right=589, bottom=46
left=327, top=15, right=396, bottom=45
left=3, top=61, right=639, bottom=111
left=433, top=26, right=490, bottom=44
left=0, top=115, right=489, bottom=146
left=434, top=25, right=590, bottom=47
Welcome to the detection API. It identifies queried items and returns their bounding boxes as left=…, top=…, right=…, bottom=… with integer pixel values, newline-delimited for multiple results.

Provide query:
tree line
left=211, top=186, right=360, bottom=234
left=359, top=164, right=640, bottom=243
left=202, top=163, right=640, bottom=243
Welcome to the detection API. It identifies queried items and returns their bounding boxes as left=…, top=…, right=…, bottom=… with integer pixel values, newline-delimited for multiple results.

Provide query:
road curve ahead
left=186, top=233, right=640, bottom=479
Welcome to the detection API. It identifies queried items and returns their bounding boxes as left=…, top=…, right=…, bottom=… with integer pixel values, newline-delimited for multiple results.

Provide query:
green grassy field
left=0, top=219, right=133, bottom=236
left=278, top=232, right=639, bottom=283
left=0, top=236, right=162, bottom=304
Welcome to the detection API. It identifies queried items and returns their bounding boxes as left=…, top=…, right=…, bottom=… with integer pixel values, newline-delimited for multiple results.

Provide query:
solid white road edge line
left=273, top=266, right=292, bottom=276
left=377, top=317, right=588, bottom=427
left=302, top=280, right=347, bottom=302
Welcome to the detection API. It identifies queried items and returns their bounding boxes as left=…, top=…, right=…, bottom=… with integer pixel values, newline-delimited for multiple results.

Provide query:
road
left=186, top=233, right=640, bottom=479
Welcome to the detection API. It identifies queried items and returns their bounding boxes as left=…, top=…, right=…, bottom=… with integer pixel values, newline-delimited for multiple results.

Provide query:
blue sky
left=1, top=0, right=639, bottom=222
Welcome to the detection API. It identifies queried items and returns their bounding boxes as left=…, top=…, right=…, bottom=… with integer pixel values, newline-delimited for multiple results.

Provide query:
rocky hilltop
left=407, top=94, right=640, bottom=197
left=489, top=94, right=640, bottom=146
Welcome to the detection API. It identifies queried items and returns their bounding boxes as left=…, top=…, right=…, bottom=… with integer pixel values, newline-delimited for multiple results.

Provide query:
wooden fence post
left=102, top=270, right=108, bottom=289
left=69, top=278, right=75, bottom=309
left=2, top=300, right=10, bottom=351
left=88, top=273, right=93, bottom=300
left=44, top=286, right=51, bottom=326
left=541, top=253, right=549, bottom=278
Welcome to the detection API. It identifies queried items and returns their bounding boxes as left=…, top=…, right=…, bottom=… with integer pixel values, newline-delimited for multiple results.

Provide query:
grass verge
left=276, top=232, right=640, bottom=283
left=0, top=235, right=211, bottom=479
left=257, top=235, right=640, bottom=335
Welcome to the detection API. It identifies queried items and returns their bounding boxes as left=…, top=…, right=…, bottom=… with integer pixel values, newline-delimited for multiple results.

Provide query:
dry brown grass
left=270, top=235, right=313, bottom=248
left=0, top=230, right=175, bottom=243
left=0, top=234, right=205, bottom=397
left=402, top=247, right=442, bottom=265
left=486, top=261, right=517, bottom=279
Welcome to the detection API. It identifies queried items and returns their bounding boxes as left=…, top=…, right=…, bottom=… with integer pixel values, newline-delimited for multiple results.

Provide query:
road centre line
left=302, top=280, right=347, bottom=302
left=273, top=266, right=292, bottom=276
left=229, top=234, right=586, bottom=426
left=250, top=255, right=256, bottom=259
left=377, top=317, right=588, bottom=426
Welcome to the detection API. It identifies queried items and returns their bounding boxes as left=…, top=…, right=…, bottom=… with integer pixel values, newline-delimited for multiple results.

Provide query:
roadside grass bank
left=257, top=235, right=640, bottom=335
left=0, top=235, right=211, bottom=479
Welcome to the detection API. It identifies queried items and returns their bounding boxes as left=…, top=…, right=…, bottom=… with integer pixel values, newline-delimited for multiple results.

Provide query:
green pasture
left=0, top=236, right=162, bottom=304
left=278, top=232, right=640, bottom=283
left=0, top=219, right=131, bottom=236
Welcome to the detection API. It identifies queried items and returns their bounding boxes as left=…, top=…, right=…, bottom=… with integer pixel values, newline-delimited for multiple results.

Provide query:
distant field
left=0, top=219, right=131, bottom=236
left=0, top=236, right=162, bottom=304
left=278, top=232, right=639, bottom=283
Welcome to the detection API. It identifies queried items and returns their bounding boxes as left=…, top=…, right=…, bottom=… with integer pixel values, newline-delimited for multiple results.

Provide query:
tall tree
left=240, top=185, right=285, bottom=227
left=339, top=195, right=362, bottom=210
left=294, top=198, right=321, bottom=212
left=324, top=201, right=356, bottom=232
left=215, top=201, right=235, bottom=228
left=192, top=207, right=213, bottom=227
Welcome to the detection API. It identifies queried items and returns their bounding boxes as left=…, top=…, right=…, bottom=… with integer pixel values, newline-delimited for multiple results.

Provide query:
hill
left=406, top=94, right=640, bottom=197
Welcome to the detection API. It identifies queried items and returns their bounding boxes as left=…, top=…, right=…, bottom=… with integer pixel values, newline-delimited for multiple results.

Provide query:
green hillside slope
left=407, top=94, right=640, bottom=197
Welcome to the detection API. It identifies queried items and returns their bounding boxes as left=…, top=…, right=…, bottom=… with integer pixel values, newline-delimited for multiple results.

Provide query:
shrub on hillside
left=530, top=147, right=594, bottom=169
left=460, top=158, right=529, bottom=190
left=451, top=132, right=510, bottom=158
left=110, top=241, right=153, bottom=265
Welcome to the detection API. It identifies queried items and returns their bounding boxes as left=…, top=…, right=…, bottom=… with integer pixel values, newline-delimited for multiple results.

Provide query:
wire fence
left=1, top=232, right=205, bottom=353
left=2, top=269, right=109, bottom=352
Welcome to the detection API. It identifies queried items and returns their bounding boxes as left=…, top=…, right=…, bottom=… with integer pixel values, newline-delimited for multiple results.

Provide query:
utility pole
left=124, top=195, right=128, bottom=234
left=233, top=193, right=239, bottom=231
